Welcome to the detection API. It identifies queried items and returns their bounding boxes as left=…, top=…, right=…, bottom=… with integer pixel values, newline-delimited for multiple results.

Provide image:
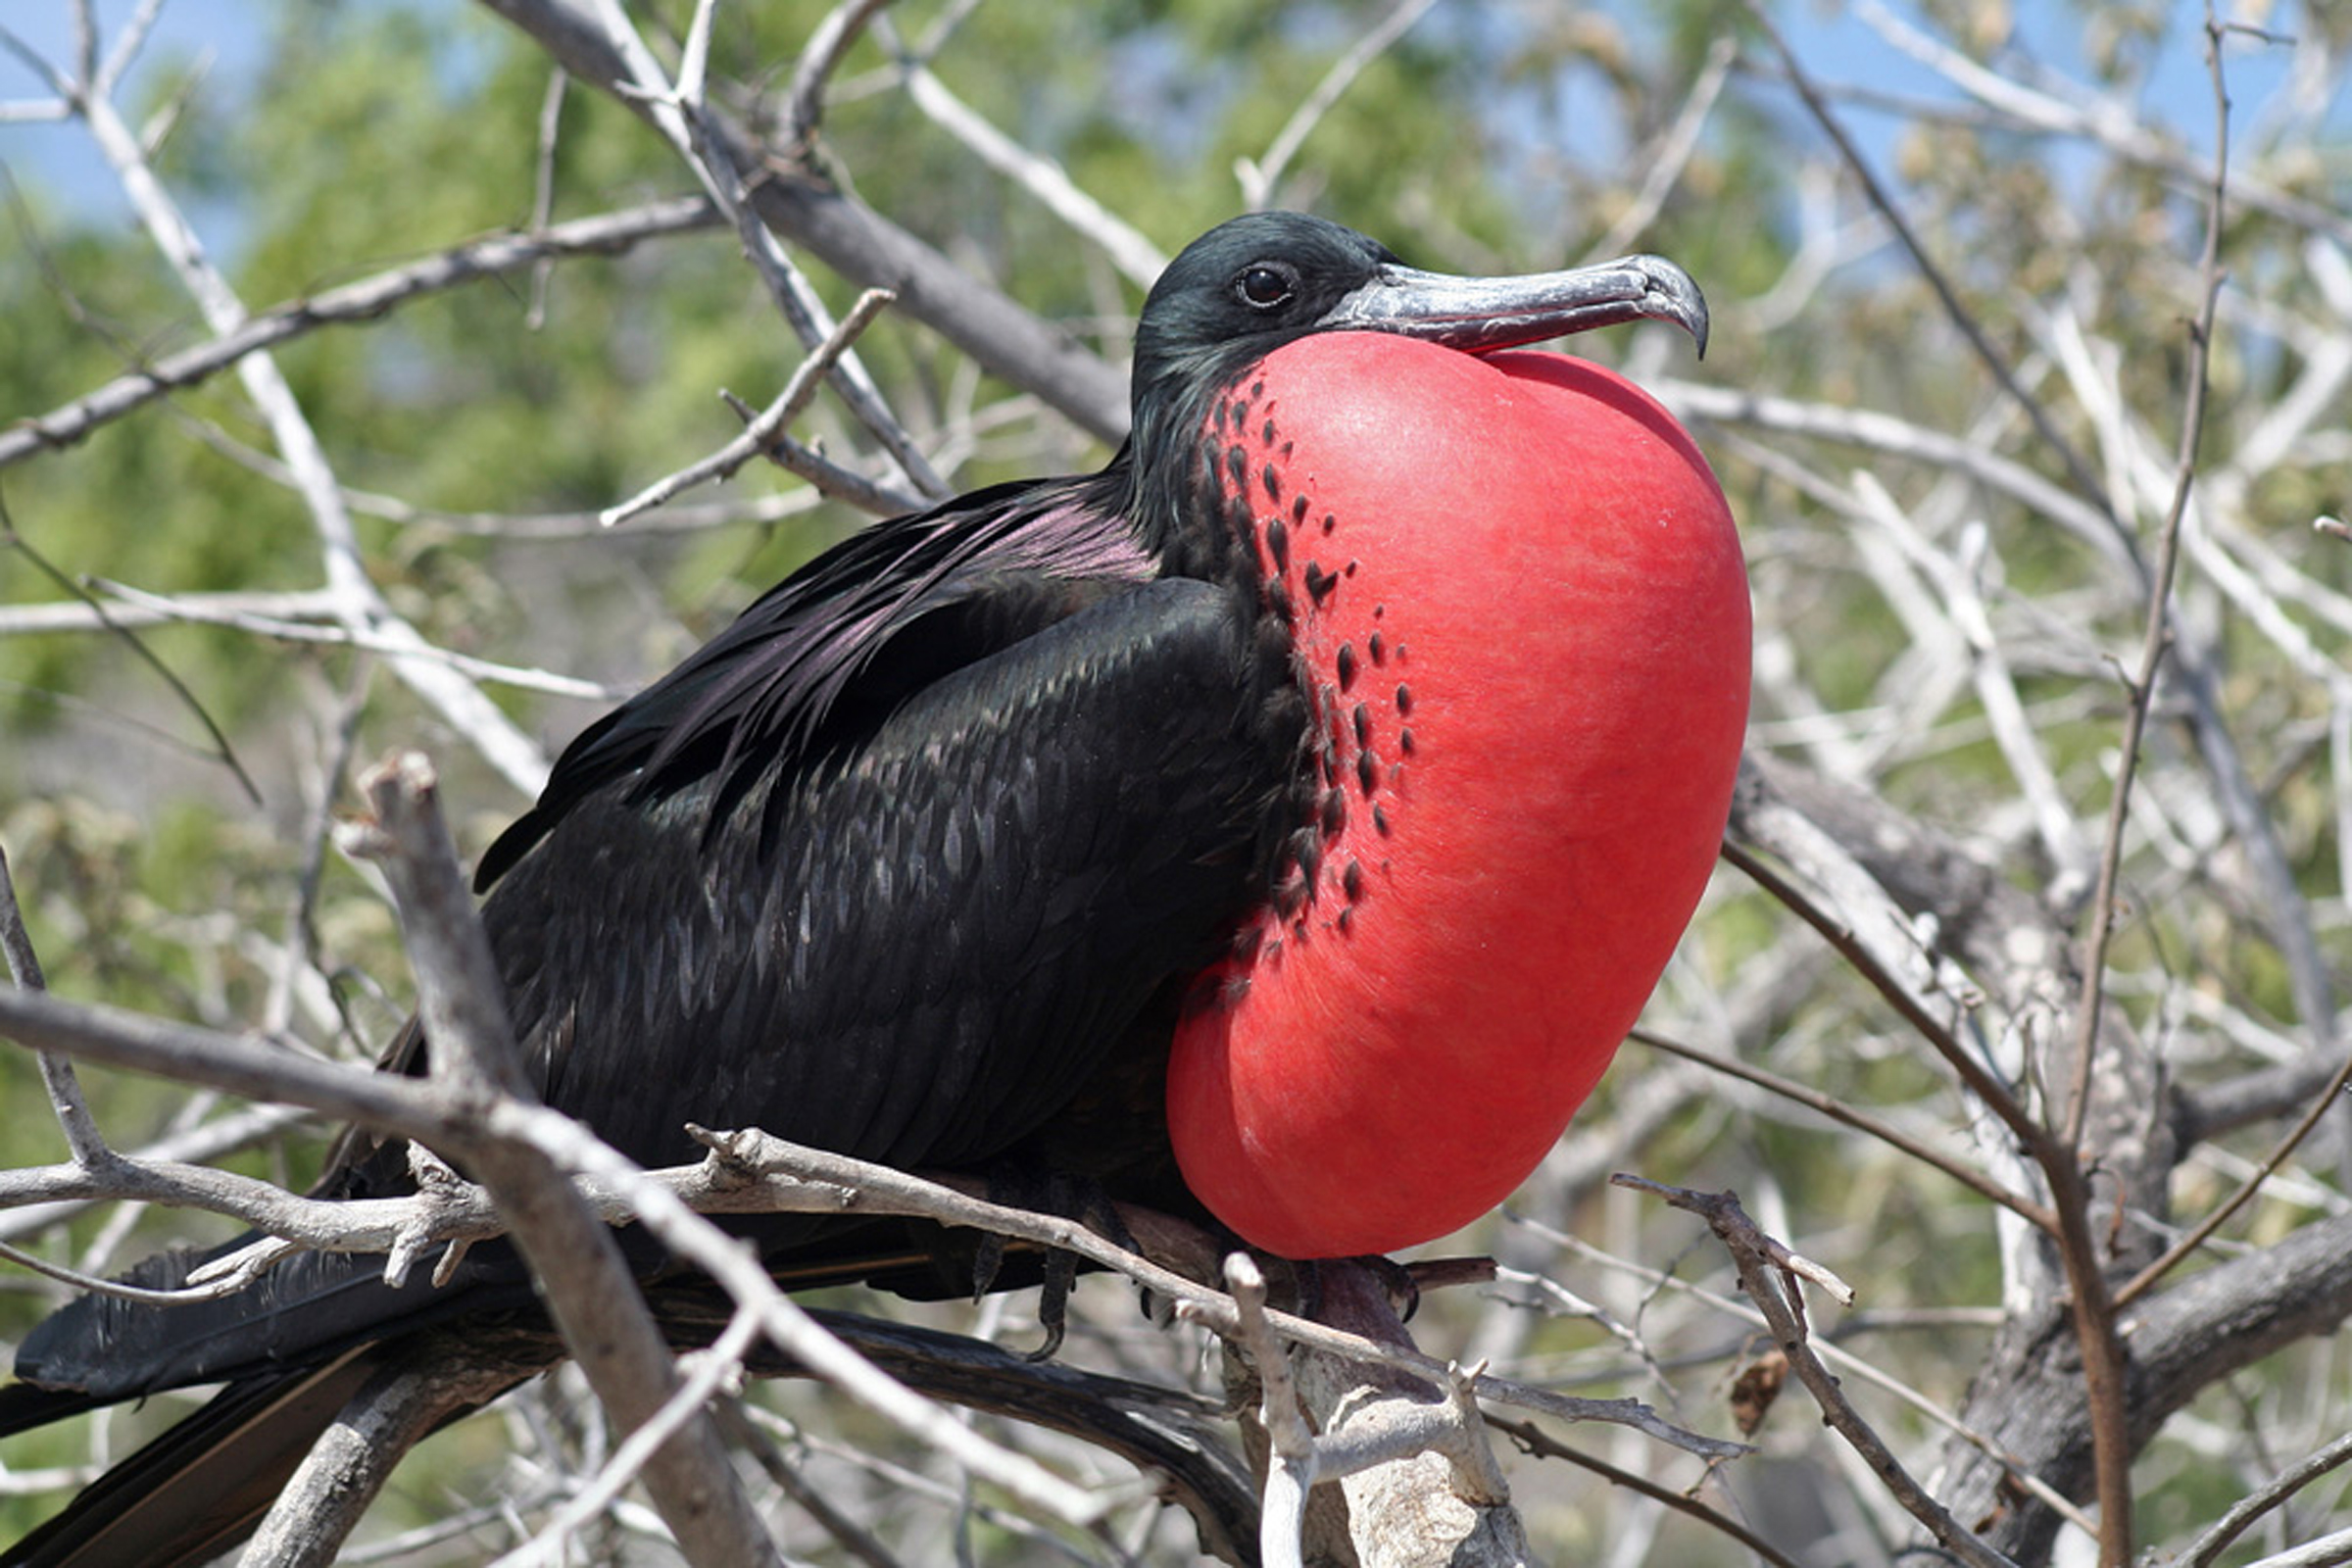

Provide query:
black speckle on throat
left=1274, top=875, right=1306, bottom=919
left=1292, top=828, right=1323, bottom=888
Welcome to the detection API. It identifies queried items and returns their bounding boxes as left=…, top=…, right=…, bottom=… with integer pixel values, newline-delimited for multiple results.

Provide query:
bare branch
left=67, top=68, right=553, bottom=794
left=79, top=579, right=621, bottom=700
left=92, top=0, right=165, bottom=98
left=474, top=0, right=1131, bottom=442
left=0, top=197, right=717, bottom=472
left=875, top=14, right=1166, bottom=287
left=246, top=1340, right=537, bottom=1568
left=1, top=845, right=108, bottom=1167
left=336, top=751, right=777, bottom=1565
left=2180, top=1431, right=2352, bottom=1568
left=579, top=0, right=948, bottom=499
left=1739, top=0, right=2121, bottom=525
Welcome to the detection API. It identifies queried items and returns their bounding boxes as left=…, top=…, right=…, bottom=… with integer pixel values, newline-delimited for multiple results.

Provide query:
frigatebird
left=0, top=212, right=1749, bottom=1564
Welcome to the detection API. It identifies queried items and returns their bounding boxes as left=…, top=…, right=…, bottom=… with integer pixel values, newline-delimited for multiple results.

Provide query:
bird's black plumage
left=1, top=212, right=1712, bottom=1566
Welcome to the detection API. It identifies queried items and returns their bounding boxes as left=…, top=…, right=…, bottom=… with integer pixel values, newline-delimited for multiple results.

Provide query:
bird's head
left=1125, top=212, right=1709, bottom=555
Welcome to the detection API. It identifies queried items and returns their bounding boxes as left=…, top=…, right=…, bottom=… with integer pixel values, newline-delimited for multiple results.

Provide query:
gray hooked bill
left=1318, top=254, right=1709, bottom=360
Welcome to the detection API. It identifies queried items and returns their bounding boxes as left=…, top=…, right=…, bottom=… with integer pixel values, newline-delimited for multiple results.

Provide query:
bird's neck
left=1123, top=346, right=1298, bottom=588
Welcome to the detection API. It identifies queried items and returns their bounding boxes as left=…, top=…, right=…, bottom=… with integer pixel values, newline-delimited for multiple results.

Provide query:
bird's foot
left=1287, top=1252, right=1418, bottom=1323
left=965, top=1166, right=1135, bottom=1362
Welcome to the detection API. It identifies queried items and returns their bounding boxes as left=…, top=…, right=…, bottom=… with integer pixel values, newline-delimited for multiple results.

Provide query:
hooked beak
left=1318, top=254, right=1709, bottom=360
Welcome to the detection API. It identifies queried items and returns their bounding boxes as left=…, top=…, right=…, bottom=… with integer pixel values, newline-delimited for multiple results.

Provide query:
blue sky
left=1, top=0, right=2341, bottom=253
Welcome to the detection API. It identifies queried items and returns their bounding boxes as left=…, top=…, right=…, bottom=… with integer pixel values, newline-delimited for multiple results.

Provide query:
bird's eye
left=1235, top=264, right=1296, bottom=312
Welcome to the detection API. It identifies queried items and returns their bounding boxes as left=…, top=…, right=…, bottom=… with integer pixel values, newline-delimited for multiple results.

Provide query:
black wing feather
left=475, top=472, right=1152, bottom=886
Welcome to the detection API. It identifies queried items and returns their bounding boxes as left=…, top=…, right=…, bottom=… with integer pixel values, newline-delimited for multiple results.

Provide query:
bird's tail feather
left=2, top=1353, right=378, bottom=1568
left=12, top=1235, right=522, bottom=1403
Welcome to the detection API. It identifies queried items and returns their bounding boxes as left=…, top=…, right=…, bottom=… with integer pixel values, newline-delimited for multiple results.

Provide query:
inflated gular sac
left=1169, top=336, right=1750, bottom=1258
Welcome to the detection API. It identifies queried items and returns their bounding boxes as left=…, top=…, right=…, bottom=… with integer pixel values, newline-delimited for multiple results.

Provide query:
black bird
left=0, top=212, right=1743, bottom=1565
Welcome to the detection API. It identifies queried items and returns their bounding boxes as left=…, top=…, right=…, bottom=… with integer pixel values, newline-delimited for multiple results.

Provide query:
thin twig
left=2063, top=99, right=2231, bottom=1155
left=715, top=1400, right=909, bottom=1568
left=522, top=68, right=568, bottom=329
left=1222, top=1253, right=1312, bottom=1568
left=2036, top=24, right=2237, bottom=1561
left=1492, top=1418, right=1801, bottom=1568
left=2180, top=1430, right=2352, bottom=1568
left=602, top=285, right=900, bottom=526
left=81, top=578, right=620, bottom=700
left=166, top=417, right=832, bottom=538
left=1, top=504, right=263, bottom=804
left=587, top=0, right=948, bottom=498
left=476, top=0, right=1130, bottom=439
left=1629, top=1028, right=2054, bottom=1229
left=781, top=0, right=894, bottom=154
left=1585, top=36, right=1737, bottom=261
left=1718, top=837, right=2039, bottom=1149
left=2116, top=1040, right=2352, bottom=1308
left=1517, top=1213, right=2101, bottom=1539
left=1619, top=1178, right=2022, bottom=1568
left=490, top=1308, right=765, bottom=1568
left=93, top=0, right=167, bottom=99
left=1235, top=0, right=1440, bottom=212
